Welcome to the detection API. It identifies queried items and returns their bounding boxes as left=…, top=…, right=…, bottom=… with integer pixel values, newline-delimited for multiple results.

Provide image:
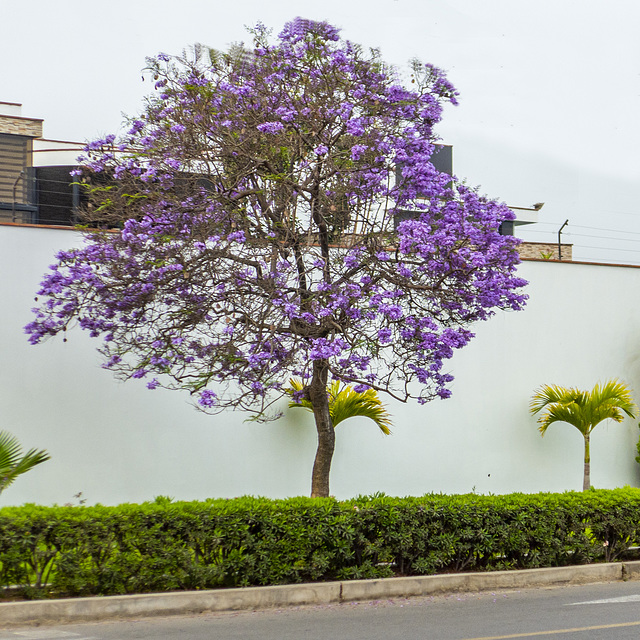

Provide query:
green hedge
left=1, top=488, right=640, bottom=599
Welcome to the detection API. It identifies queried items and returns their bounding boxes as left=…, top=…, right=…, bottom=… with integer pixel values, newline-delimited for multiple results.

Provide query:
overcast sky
left=3, top=0, right=639, bottom=263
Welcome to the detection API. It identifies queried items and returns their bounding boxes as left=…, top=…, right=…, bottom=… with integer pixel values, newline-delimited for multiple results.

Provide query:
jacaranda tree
left=26, top=19, right=527, bottom=497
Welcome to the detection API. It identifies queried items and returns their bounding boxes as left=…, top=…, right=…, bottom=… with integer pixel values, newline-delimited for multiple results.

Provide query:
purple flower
left=274, top=107, right=296, bottom=122
left=353, top=384, right=370, bottom=393
left=227, top=231, right=246, bottom=243
left=346, top=120, right=365, bottom=136
left=309, top=337, right=347, bottom=360
left=198, top=389, right=218, bottom=407
left=350, top=144, right=368, bottom=160
left=257, top=122, right=285, bottom=134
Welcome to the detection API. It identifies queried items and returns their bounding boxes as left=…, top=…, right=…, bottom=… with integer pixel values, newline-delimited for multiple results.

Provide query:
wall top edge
left=0, top=113, right=44, bottom=124
left=519, top=241, right=572, bottom=247
left=35, top=137, right=84, bottom=146
left=520, top=257, right=640, bottom=270
left=0, top=222, right=637, bottom=270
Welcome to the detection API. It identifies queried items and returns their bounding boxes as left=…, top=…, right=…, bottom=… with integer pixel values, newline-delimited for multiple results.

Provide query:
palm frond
left=329, top=385, right=392, bottom=434
left=530, top=384, right=583, bottom=415
left=287, top=378, right=314, bottom=413
left=587, top=380, right=637, bottom=422
left=535, top=403, right=588, bottom=436
left=0, top=431, right=50, bottom=495
left=286, top=379, right=392, bottom=435
left=0, top=431, right=23, bottom=470
left=530, top=379, right=638, bottom=437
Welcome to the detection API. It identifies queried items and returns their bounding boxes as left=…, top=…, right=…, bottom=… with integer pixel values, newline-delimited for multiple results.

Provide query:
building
left=0, top=102, right=571, bottom=259
left=0, top=101, right=84, bottom=226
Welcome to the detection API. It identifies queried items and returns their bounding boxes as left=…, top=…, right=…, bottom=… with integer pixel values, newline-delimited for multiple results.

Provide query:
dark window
left=35, top=166, right=80, bottom=226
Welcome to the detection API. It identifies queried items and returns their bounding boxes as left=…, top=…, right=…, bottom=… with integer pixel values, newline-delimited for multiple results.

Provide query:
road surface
left=3, top=580, right=640, bottom=639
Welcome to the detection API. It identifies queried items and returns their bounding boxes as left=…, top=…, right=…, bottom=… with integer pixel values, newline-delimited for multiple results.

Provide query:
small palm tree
left=530, top=380, right=638, bottom=491
left=0, top=431, right=50, bottom=496
left=287, top=379, right=392, bottom=435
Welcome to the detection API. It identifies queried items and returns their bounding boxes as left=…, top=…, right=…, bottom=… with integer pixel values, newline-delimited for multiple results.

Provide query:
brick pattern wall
left=0, top=115, right=43, bottom=138
left=518, top=241, right=572, bottom=261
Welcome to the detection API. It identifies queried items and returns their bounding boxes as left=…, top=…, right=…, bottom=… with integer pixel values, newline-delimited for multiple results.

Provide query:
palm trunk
left=583, top=433, right=591, bottom=491
left=308, top=359, right=335, bottom=498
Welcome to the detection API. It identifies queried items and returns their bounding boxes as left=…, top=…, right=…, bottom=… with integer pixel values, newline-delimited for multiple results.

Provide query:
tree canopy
left=26, top=18, right=527, bottom=496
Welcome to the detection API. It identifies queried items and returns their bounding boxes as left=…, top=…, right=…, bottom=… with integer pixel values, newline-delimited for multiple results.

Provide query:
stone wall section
left=518, top=241, right=572, bottom=261
left=0, top=115, right=43, bottom=138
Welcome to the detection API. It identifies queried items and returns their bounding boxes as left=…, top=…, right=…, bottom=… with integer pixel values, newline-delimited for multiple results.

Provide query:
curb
left=2, top=561, right=639, bottom=627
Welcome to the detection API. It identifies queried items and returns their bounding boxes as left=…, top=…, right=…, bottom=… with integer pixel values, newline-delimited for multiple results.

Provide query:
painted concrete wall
left=2, top=224, right=640, bottom=506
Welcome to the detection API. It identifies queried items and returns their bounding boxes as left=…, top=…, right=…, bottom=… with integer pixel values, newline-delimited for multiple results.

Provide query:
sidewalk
left=2, top=561, right=640, bottom=627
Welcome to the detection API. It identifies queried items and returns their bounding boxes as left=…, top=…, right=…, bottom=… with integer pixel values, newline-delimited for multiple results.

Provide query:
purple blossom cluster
left=26, top=18, right=527, bottom=418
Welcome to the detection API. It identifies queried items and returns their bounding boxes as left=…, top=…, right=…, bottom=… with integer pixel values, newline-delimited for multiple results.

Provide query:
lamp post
left=558, top=219, right=569, bottom=261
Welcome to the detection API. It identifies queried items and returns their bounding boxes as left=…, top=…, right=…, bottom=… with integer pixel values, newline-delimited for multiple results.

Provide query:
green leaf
left=0, top=431, right=50, bottom=495
left=286, top=378, right=392, bottom=435
left=530, top=380, right=638, bottom=437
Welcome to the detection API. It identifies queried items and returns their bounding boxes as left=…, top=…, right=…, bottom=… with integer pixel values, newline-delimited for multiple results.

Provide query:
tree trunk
left=308, top=359, right=335, bottom=498
left=583, top=433, right=591, bottom=491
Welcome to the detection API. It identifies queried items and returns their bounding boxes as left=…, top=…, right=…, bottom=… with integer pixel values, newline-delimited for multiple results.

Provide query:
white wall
left=32, top=139, right=84, bottom=167
left=2, top=224, right=640, bottom=506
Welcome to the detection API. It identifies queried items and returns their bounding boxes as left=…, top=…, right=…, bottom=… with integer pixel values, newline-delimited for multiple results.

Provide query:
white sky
left=2, top=0, right=639, bottom=263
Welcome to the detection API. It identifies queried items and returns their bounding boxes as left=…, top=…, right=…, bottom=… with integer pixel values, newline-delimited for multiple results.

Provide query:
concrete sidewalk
left=2, top=561, right=640, bottom=627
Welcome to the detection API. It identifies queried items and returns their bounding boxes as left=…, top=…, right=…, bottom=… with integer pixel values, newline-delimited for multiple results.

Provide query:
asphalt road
left=4, top=581, right=640, bottom=639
